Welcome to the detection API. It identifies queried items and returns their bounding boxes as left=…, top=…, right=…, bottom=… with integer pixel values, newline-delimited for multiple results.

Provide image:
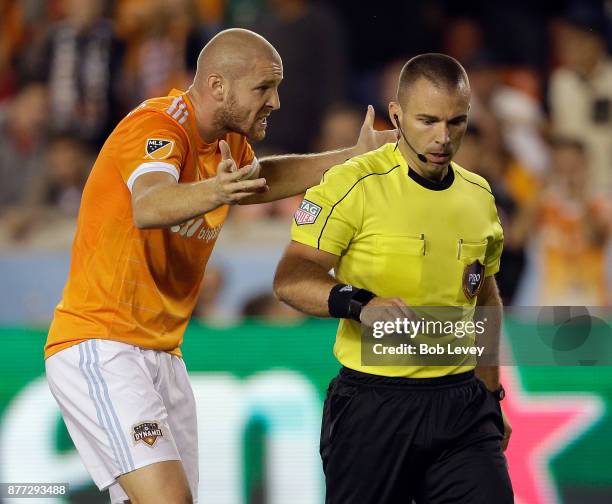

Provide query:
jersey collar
left=407, top=164, right=455, bottom=191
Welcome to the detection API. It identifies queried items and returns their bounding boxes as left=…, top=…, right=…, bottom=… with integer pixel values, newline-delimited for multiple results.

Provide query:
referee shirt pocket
left=456, top=239, right=488, bottom=303
left=374, top=235, right=426, bottom=299
left=458, top=239, right=488, bottom=264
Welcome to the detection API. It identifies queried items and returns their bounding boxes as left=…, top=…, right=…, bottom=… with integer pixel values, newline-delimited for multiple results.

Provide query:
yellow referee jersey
left=291, top=142, right=504, bottom=378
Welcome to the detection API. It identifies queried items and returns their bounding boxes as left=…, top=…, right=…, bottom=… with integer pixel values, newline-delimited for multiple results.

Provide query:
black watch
left=492, top=384, right=505, bottom=401
left=348, top=289, right=376, bottom=321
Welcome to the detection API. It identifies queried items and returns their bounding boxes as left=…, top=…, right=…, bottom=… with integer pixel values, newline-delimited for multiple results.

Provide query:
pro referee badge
left=132, top=421, right=164, bottom=447
left=294, top=199, right=322, bottom=225
left=462, top=260, right=485, bottom=299
left=145, top=138, right=174, bottom=160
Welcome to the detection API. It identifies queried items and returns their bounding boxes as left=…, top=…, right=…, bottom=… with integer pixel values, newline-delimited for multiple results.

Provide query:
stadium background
left=1, top=0, right=611, bottom=502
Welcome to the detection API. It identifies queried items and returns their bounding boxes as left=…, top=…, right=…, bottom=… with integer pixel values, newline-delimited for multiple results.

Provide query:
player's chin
left=247, top=125, right=267, bottom=142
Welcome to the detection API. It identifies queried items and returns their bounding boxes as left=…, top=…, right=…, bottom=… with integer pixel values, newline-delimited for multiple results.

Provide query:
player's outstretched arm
left=241, top=106, right=397, bottom=205
left=131, top=140, right=269, bottom=229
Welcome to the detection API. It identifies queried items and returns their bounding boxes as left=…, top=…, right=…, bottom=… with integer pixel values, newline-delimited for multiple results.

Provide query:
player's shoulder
left=140, top=91, right=190, bottom=124
left=101, top=92, right=194, bottom=161
left=452, top=163, right=495, bottom=198
left=320, top=143, right=400, bottom=188
left=119, top=91, right=191, bottom=137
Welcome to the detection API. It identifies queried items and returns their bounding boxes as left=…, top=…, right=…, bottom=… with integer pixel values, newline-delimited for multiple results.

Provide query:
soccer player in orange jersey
left=44, top=28, right=394, bottom=504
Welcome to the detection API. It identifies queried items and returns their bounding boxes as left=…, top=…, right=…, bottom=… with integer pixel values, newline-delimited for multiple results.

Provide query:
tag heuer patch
left=145, top=138, right=174, bottom=159
left=294, top=199, right=322, bottom=225
left=133, top=421, right=164, bottom=447
left=462, top=260, right=485, bottom=299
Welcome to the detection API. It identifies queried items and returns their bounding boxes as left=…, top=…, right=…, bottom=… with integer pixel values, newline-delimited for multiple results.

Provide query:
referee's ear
left=389, top=101, right=402, bottom=128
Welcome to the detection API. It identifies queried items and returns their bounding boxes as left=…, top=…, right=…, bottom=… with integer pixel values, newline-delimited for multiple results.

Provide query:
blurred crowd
left=0, top=0, right=611, bottom=314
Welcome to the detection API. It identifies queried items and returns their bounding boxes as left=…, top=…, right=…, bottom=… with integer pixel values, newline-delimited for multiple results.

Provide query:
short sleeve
left=107, top=111, right=188, bottom=192
left=291, top=163, right=364, bottom=256
left=485, top=201, right=504, bottom=277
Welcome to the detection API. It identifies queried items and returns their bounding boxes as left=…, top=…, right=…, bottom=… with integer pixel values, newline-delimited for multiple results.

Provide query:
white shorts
left=45, top=339, right=198, bottom=503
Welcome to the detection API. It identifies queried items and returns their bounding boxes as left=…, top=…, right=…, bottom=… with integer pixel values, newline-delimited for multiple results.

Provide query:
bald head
left=194, top=29, right=281, bottom=85
left=187, top=29, right=283, bottom=143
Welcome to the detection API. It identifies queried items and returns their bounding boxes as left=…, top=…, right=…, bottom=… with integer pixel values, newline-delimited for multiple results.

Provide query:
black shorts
left=320, top=368, right=514, bottom=504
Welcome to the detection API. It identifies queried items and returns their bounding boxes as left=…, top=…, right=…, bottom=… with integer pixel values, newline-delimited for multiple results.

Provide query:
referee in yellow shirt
left=274, top=54, right=513, bottom=503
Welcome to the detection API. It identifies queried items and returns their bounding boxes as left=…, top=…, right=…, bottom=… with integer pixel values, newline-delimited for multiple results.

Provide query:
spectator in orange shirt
left=536, top=137, right=610, bottom=305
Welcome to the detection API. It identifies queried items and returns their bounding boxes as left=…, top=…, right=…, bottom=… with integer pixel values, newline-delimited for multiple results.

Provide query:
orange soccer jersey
left=45, top=89, right=254, bottom=359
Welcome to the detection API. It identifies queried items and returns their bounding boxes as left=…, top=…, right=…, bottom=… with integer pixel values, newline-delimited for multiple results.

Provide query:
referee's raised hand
left=214, top=140, right=269, bottom=205
left=359, top=296, right=416, bottom=327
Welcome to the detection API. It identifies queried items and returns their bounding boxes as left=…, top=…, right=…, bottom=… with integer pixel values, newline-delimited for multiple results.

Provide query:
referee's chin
left=419, top=161, right=452, bottom=181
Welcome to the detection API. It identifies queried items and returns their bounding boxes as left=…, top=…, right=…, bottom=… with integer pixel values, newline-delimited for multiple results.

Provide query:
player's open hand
left=214, top=140, right=269, bottom=204
left=354, top=105, right=399, bottom=156
left=359, top=296, right=416, bottom=328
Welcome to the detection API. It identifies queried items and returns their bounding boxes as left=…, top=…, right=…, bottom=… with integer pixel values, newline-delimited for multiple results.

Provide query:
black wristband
left=328, top=284, right=376, bottom=322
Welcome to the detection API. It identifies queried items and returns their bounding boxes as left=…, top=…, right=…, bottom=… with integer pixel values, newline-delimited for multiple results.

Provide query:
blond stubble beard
left=214, top=93, right=265, bottom=141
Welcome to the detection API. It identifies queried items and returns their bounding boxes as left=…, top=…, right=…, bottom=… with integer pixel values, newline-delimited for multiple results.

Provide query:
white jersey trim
left=126, top=162, right=180, bottom=193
